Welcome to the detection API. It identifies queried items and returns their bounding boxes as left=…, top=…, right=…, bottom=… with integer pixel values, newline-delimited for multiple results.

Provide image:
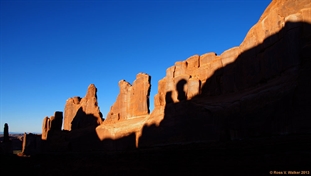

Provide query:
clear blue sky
left=0, top=0, right=271, bottom=133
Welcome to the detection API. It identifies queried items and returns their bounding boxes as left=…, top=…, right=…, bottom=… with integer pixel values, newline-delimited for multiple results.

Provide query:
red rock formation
left=129, top=73, right=151, bottom=117
left=21, top=133, right=41, bottom=155
left=40, top=86, right=103, bottom=152
left=41, top=116, right=50, bottom=140
left=96, top=0, right=311, bottom=148
left=96, top=73, right=150, bottom=145
left=95, top=0, right=311, bottom=149
left=38, top=0, right=310, bottom=152
left=50, top=111, right=63, bottom=131
left=64, top=84, right=102, bottom=131
left=41, top=111, right=63, bottom=140
left=104, top=73, right=151, bottom=124
left=150, top=0, right=310, bottom=107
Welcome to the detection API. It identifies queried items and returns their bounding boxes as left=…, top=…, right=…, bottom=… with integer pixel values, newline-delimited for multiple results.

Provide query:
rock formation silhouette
left=41, top=111, right=63, bottom=140
left=28, top=0, right=311, bottom=153
left=102, top=0, right=311, bottom=148
left=1, top=123, right=13, bottom=154
left=4, top=123, right=9, bottom=142
left=7, top=1, right=310, bottom=175
left=21, top=133, right=41, bottom=155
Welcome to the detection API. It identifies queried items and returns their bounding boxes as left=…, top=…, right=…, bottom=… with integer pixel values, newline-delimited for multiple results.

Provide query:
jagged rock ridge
left=32, top=0, right=311, bottom=153
left=97, top=0, right=311, bottom=147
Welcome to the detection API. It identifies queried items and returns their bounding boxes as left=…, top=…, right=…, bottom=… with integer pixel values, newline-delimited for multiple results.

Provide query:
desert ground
left=1, top=133, right=310, bottom=175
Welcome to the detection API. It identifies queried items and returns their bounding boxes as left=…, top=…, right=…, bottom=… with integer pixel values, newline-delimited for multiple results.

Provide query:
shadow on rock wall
left=138, top=21, right=311, bottom=148
left=12, top=21, right=311, bottom=176
left=44, top=107, right=136, bottom=152
left=71, top=107, right=101, bottom=130
left=44, top=21, right=311, bottom=153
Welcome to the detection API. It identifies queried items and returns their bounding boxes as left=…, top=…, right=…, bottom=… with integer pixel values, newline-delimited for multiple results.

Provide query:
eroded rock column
left=64, top=84, right=103, bottom=131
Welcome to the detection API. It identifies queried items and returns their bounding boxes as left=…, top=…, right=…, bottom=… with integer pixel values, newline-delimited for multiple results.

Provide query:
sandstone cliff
left=63, top=84, right=103, bottom=131
left=41, top=111, right=63, bottom=140
left=96, top=73, right=150, bottom=144
left=96, top=0, right=311, bottom=148
left=104, top=73, right=151, bottom=124
left=37, top=0, right=311, bottom=153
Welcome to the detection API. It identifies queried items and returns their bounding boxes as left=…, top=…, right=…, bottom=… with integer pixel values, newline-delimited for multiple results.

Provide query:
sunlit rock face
left=41, top=111, right=63, bottom=140
left=139, top=0, right=311, bottom=147
left=104, top=73, right=151, bottom=124
left=63, top=84, right=102, bottom=131
left=42, top=116, right=50, bottom=140
left=150, top=0, right=311, bottom=110
left=37, top=0, right=311, bottom=152
left=94, top=0, right=311, bottom=150
left=95, top=73, right=150, bottom=145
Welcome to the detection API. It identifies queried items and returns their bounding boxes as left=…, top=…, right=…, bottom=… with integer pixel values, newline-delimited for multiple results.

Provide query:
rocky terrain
left=1, top=0, right=311, bottom=175
left=96, top=0, right=311, bottom=149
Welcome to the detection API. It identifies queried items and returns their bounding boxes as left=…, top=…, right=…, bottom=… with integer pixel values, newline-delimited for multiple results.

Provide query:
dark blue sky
left=0, top=0, right=271, bottom=133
